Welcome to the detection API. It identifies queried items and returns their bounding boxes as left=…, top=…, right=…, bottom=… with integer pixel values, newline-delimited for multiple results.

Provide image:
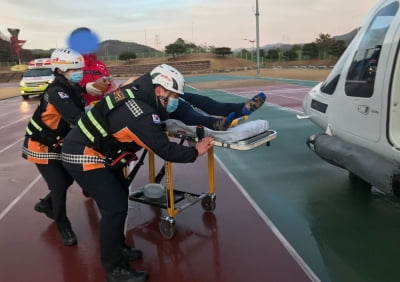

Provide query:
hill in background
left=96, top=40, right=160, bottom=56
left=27, top=39, right=161, bottom=57
left=242, top=28, right=358, bottom=53
left=96, top=28, right=358, bottom=55
left=29, top=29, right=358, bottom=57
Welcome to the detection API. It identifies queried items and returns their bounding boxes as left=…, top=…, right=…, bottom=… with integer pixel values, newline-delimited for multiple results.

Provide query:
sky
left=0, top=0, right=379, bottom=51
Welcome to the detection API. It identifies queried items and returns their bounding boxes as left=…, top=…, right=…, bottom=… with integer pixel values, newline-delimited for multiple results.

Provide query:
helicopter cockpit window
left=320, top=39, right=354, bottom=95
left=345, top=1, right=399, bottom=98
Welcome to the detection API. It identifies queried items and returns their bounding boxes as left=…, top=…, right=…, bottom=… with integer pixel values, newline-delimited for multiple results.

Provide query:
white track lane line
left=0, top=137, right=24, bottom=154
left=0, top=116, right=30, bottom=130
left=267, top=92, right=305, bottom=101
left=215, top=155, right=320, bottom=282
left=0, top=110, right=21, bottom=119
left=0, top=174, right=41, bottom=221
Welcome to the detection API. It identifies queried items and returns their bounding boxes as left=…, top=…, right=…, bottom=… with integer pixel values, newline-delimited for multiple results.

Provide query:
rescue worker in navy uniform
left=22, top=48, right=86, bottom=246
left=61, top=64, right=214, bottom=282
left=120, top=75, right=266, bottom=131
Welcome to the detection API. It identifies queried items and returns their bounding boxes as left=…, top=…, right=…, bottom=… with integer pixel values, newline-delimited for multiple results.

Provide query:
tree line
left=164, top=33, right=348, bottom=61
left=261, top=33, right=347, bottom=61
left=1, top=33, right=348, bottom=63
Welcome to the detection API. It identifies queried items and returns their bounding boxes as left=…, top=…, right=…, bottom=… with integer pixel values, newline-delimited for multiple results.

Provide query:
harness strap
left=23, top=147, right=62, bottom=160
left=62, top=152, right=106, bottom=164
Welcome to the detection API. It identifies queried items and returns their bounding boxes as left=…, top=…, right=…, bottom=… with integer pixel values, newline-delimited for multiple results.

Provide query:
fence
left=1, top=50, right=336, bottom=69
left=0, top=61, right=20, bottom=67
left=107, top=60, right=211, bottom=77
left=98, top=52, right=170, bottom=63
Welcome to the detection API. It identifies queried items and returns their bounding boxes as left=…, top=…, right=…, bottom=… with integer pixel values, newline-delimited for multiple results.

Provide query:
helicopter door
left=334, top=2, right=399, bottom=142
left=388, top=27, right=400, bottom=149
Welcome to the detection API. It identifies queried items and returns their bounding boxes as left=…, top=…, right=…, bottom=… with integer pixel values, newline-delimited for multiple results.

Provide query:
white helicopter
left=301, top=0, right=400, bottom=197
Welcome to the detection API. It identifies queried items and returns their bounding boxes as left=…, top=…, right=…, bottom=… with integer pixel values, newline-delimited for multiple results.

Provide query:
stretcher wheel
left=201, top=194, right=216, bottom=212
left=159, top=217, right=175, bottom=239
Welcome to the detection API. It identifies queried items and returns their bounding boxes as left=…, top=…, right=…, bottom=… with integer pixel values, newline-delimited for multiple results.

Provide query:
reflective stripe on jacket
left=62, top=75, right=198, bottom=172
left=22, top=73, right=85, bottom=164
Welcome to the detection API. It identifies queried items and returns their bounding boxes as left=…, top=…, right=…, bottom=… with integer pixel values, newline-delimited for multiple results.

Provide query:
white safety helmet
left=150, top=64, right=185, bottom=95
left=50, top=48, right=84, bottom=72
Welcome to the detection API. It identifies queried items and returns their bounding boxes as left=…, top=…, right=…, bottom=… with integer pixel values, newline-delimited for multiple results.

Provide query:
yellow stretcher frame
left=128, top=129, right=277, bottom=239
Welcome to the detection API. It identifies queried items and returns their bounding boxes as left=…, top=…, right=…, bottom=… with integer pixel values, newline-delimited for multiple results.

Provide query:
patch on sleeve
left=152, top=114, right=161, bottom=124
left=57, top=91, right=70, bottom=99
left=125, top=100, right=143, bottom=117
left=113, top=90, right=126, bottom=102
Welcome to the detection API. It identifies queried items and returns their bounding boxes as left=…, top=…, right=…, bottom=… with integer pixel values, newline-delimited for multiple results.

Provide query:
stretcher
left=128, top=120, right=277, bottom=239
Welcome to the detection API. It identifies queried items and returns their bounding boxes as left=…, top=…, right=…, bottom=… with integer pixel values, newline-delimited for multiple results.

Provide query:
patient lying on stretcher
left=165, top=91, right=269, bottom=143
left=166, top=119, right=270, bottom=143
left=171, top=92, right=266, bottom=131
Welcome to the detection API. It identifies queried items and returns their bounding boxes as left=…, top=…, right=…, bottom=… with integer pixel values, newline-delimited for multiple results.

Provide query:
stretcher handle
left=196, top=125, right=204, bottom=141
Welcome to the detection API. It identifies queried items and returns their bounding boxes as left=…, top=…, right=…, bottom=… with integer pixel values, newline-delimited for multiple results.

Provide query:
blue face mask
left=166, top=97, right=179, bottom=113
left=68, top=71, right=83, bottom=83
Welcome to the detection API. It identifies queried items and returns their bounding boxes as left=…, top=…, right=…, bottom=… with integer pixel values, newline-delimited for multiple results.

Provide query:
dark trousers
left=67, top=167, right=129, bottom=271
left=170, top=92, right=244, bottom=128
left=36, top=161, right=74, bottom=229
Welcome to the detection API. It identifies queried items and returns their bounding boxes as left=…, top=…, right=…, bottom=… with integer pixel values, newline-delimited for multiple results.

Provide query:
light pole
left=244, top=38, right=255, bottom=50
left=255, top=0, right=260, bottom=76
left=244, top=38, right=255, bottom=61
left=244, top=0, right=260, bottom=76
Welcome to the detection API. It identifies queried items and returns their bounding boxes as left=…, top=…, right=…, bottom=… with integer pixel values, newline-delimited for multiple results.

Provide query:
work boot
left=212, top=112, right=236, bottom=131
left=34, top=198, right=54, bottom=220
left=241, top=92, right=266, bottom=116
left=58, top=227, right=77, bottom=246
left=121, top=246, right=143, bottom=262
left=106, top=264, right=149, bottom=282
